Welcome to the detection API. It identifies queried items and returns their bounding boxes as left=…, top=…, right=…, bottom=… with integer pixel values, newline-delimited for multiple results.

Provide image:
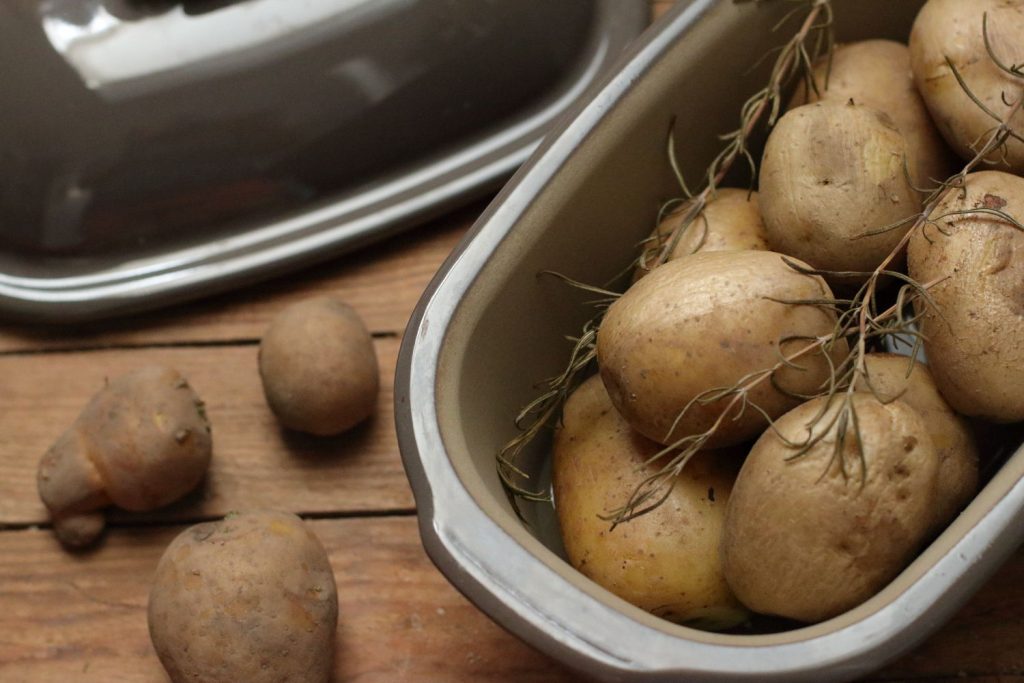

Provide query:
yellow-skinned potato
left=37, top=366, right=212, bottom=548
left=553, top=375, right=748, bottom=629
left=259, top=296, right=379, bottom=436
left=790, top=39, right=955, bottom=187
left=634, top=188, right=769, bottom=280
left=148, top=510, right=339, bottom=683
left=907, top=170, right=1024, bottom=422
left=598, top=249, right=847, bottom=448
left=759, top=101, right=923, bottom=279
left=722, top=394, right=940, bottom=623
left=910, top=0, right=1024, bottom=174
left=854, top=353, right=978, bottom=530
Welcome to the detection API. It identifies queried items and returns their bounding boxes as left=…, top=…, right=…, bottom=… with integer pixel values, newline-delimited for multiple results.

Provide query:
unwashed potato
left=37, top=366, right=212, bottom=548
left=910, top=0, right=1024, bottom=174
left=855, top=353, right=978, bottom=530
left=259, top=296, right=379, bottom=436
left=907, top=170, right=1024, bottom=422
left=148, top=510, right=339, bottom=683
left=722, top=393, right=940, bottom=623
left=552, top=375, right=748, bottom=629
left=790, top=39, right=955, bottom=188
left=759, top=101, right=923, bottom=279
left=598, top=249, right=847, bottom=448
left=633, top=188, right=769, bottom=280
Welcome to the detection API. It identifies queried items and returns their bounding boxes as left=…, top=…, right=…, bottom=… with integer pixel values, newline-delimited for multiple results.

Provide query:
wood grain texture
left=0, top=517, right=579, bottom=683
left=0, top=339, right=411, bottom=527
left=1, top=516, right=1024, bottom=683
left=0, top=203, right=478, bottom=354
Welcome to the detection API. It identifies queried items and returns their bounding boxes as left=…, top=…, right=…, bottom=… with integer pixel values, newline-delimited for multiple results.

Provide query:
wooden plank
left=0, top=203, right=478, bottom=353
left=0, top=517, right=579, bottom=683
left=2, top=516, right=1024, bottom=683
left=0, top=340, right=412, bottom=527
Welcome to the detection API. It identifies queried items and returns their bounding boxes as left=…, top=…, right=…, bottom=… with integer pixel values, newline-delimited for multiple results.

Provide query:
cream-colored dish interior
left=434, top=0, right=1021, bottom=647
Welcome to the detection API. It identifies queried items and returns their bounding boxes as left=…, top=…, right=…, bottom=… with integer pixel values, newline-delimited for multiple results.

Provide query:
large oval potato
left=148, top=510, right=339, bottom=683
left=634, top=188, right=769, bottom=280
left=907, top=170, right=1024, bottom=422
left=855, top=353, right=978, bottom=530
left=598, top=249, right=847, bottom=448
left=722, top=394, right=940, bottom=623
left=553, top=375, right=747, bottom=629
left=910, top=0, right=1024, bottom=173
left=759, top=101, right=922, bottom=279
left=790, top=39, right=954, bottom=188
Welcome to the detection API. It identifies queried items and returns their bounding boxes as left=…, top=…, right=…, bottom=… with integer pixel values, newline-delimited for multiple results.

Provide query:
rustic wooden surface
left=3, top=3, right=1024, bottom=682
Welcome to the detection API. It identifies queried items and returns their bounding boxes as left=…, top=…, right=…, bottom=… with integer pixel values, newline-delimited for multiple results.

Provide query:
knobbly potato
left=910, top=0, right=1024, bottom=174
left=552, top=375, right=748, bottom=629
left=633, top=188, right=769, bottom=280
left=907, top=170, right=1024, bottom=422
left=259, top=296, right=379, bottom=436
left=37, top=366, right=212, bottom=548
left=722, top=394, right=940, bottom=623
left=759, top=101, right=923, bottom=279
left=148, top=510, right=339, bottom=683
left=855, top=353, right=978, bottom=529
left=790, top=39, right=955, bottom=188
left=598, top=249, right=847, bottom=448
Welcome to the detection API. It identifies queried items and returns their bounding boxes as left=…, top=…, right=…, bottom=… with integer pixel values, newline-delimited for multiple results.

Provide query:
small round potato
left=598, top=250, right=847, bottom=448
left=909, top=0, right=1024, bottom=173
left=855, top=353, right=978, bottom=530
left=259, top=296, right=379, bottom=436
left=790, top=39, right=955, bottom=188
left=634, top=188, right=769, bottom=280
left=759, top=101, right=923, bottom=279
left=148, top=510, right=339, bottom=683
left=722, top=394, right=940, bottom=623
left=907, top=170, right=1024, bottom=422
left=552, top=375, right=748, bottom=630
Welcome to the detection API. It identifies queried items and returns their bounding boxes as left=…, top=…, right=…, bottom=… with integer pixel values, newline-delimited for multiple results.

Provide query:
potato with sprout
left=552, top=375, right=748, bottom=629
left=37, top=366, right=212, bottom=548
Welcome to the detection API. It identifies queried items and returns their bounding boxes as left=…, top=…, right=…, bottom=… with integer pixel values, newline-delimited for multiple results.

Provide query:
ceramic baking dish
left=396, top=1, right=1024, bottom=680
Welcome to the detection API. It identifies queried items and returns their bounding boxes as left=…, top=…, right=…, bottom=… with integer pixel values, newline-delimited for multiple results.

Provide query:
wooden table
left=1, top=199, right=1022, bottom=683
left=3, top=4, right=1024, bottom=680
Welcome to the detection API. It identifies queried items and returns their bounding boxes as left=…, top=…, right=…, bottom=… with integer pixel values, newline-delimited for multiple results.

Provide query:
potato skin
left=759, top=101, right=922, bottom=278
left=855, top=353, right=978, bottom=529
left=552, top=375, right=747, bottom=629
left=790, top=39, right=955, bottom=188
left=259, top=296, right=379, bottom=436
left=910, top=0, right=1024, bottom=173
left=722, top=394, right=940, bottom=623
left=634, top=189, right=769, bottom=280
left=598, top=250, right=847, bottom=448
left=148, top=510, right=339, bottom=683
left=907, top=170, right=1024, bottom=422
left=37, top=366, right=212, bottom=547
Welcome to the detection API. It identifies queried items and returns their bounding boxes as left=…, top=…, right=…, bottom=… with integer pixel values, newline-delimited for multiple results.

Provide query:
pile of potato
left=35, top=296, right=378, bottom=681
left=551, top=0, right=1024, bottom=627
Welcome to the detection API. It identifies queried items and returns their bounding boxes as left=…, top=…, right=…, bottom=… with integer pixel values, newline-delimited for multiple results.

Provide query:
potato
left=910, top=0, right=1024, bottom=173
left=722, top=394, right=940, bottom=623
left=37, top=366, right=212, bottom=548
left=634, top=188, right=769, bottom=280
left=552, top=375, right=747, bottom=629
left=855, top=353, right=978, bottom=529
left=598, top=249, right=847, bottom=448
left=759, top=101, right=923, bottom=278
left=148, top=510, right=339, bottom=683
left=259, top=296, right=379, bottom=436
left=907, top=170, right=1024, bottom=422
left=790, top=39, right=955, bottom=188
